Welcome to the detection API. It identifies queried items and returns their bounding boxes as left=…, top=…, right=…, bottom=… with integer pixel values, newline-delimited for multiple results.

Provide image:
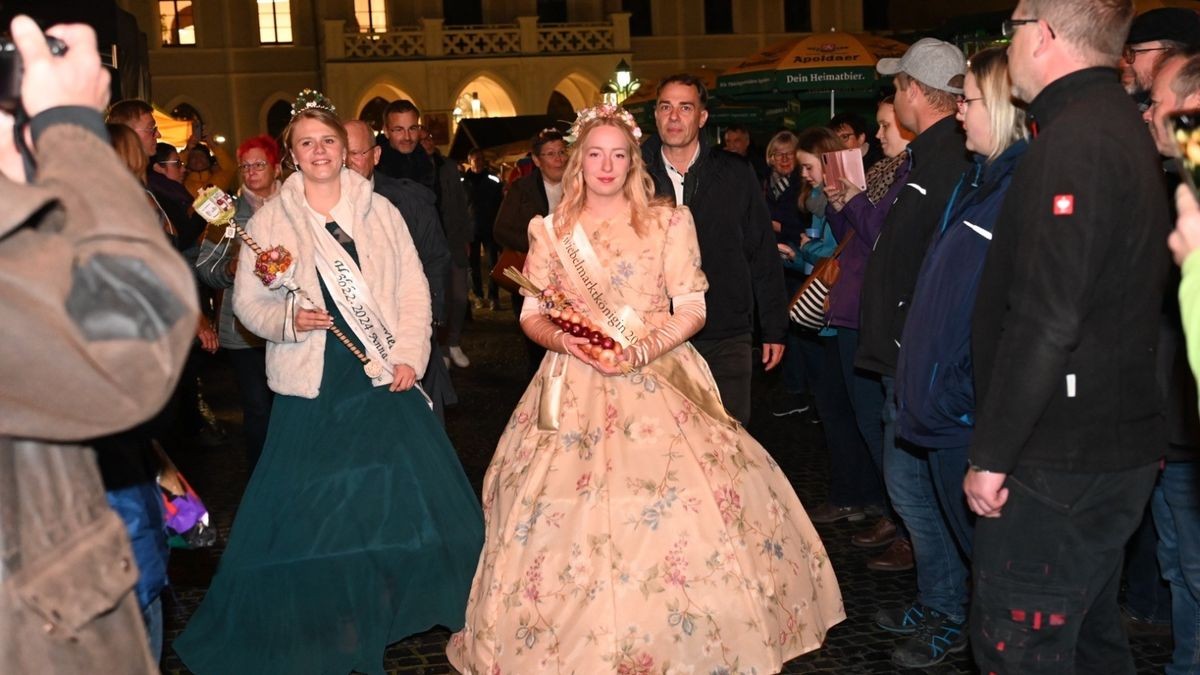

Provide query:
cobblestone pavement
left=160, top=306, right=1173, bottom=674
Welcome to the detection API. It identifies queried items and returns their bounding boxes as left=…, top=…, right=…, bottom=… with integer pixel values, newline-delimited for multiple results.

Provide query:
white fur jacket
left=233, top=169, right=432, bottom=398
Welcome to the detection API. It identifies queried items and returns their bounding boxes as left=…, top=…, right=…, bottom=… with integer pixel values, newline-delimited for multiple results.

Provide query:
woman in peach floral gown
left=448, top=107, right=844, bottom=675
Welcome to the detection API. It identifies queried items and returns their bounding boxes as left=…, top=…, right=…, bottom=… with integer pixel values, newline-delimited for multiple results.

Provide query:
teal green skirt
left=176, top=279, right=483, bottom=675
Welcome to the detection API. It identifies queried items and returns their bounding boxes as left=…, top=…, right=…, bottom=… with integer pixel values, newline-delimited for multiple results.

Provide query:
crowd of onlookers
left=12, top=1, right=1200, bottom=672
left=97, top=3, right=1200, bottom=670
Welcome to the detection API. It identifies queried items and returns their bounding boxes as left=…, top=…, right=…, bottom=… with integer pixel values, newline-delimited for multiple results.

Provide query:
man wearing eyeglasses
left=343, top=119, right=455, bottom=421
left=965, top=2, right=1171, bottom=673
left=106, top=98, right=160, bottom=157
left=1121, top=8, right=1200, bottom=106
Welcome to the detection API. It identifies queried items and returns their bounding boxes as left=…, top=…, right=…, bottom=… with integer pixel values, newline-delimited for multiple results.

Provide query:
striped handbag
left=788, top=230, right=854, bottom=330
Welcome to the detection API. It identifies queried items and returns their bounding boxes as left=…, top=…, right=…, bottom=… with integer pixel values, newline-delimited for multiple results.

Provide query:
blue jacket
left=895, top=140, right=1028, bottom=448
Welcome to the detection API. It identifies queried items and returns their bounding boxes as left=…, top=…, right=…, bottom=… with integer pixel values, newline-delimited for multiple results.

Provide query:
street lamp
left=606, top=58, right=640, bottom=105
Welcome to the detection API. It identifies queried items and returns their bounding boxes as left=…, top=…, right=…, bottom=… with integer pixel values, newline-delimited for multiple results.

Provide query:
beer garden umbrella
left=716, top=30, right=910, bottom=116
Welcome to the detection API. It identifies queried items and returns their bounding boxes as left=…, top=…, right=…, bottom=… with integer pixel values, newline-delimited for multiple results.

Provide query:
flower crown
left=564, top=104, right=642, bottom=144
left=291, top=88, right=336, bottom=117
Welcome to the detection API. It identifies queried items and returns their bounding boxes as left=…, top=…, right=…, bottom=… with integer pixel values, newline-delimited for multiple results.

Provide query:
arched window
left=358, top=97, right=390, bottom=132
left=259, top=0, right=293, bottom=44
left=355, top=0, right=386, bottom=33
left=159, top=0, right=196, bottom=46
left=267, top=100, right=293, bottom=141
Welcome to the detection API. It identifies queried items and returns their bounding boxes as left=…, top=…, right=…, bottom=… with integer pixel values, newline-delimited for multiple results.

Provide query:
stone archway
left=549, top=71, right=601, bottom=113
left=352, top=82, right=418, bottom=127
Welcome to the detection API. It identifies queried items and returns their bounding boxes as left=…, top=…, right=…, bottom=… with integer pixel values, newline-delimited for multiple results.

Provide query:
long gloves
left=519, top=291, right=706, bottom=368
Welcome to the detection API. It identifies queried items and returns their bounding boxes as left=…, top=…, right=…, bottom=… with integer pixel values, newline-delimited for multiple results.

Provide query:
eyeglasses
left=835, top=131, right=857, bottom=142
left=957, top=97, right=983, bottom=111
left=1002, top=17, right=1055, bottom=39
left=1123, top=45, right=1170, bottom=62
left=156, top=160, right=182, bottom=167
left=238, top=160, right=269, bottom=172
left=134, top=125, right=159, bottom=135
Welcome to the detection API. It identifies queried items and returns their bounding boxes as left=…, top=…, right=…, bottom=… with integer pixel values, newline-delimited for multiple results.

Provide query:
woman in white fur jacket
left=175, top=108, right=484, bottom=675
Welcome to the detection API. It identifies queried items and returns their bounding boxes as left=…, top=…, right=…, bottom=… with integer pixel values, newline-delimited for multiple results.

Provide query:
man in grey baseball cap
left=876, top=37, right=967, bottom=96
left=854, top=36, right=975, bottom=669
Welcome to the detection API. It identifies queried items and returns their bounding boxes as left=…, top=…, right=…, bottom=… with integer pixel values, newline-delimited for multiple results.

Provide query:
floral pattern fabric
left=448, top=206, right=844, bottom=674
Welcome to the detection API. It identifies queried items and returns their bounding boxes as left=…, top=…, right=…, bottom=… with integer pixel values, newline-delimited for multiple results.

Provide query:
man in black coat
left=964, top=2, right=1171, bottom=672
left=642, top=74, right=788, bottom=426
left=345, top=120, right=456, bottom=421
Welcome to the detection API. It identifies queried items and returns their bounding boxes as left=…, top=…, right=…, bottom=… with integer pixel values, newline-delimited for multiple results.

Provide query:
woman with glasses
left=148, top=142, right=207, bottom=255
left=175, top=107, right=483, bottom=675
left=888, top=47, right=1028, bottom=667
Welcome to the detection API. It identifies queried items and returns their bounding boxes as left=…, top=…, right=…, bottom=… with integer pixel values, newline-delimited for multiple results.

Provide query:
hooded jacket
left=895, top=141, right=1027, bottom=448
left=642, top=134, right=788, bottom=344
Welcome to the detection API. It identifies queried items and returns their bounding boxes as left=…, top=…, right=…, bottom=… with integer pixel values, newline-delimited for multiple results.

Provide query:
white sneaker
left=448, top=346, right=470, bottom=368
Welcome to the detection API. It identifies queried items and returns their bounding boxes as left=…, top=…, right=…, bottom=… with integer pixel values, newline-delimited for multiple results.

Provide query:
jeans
left=885, top=440, right=970, bottom=621
left=971, top=461, right=1159, bottom=675
left=1153, top=460, right=1200, bottom=675
left=812, top=335, right=883, bottom=508
left=692, top=334, right=753, bottom=426
left=145, top=594, right=163, bottom=664
left=835, top=330, right=891, bottom=508
left=227, top=346, right=273, bottom=472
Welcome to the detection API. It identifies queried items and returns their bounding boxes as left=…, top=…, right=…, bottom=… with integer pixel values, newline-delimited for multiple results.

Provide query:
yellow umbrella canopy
left=717, top=31, right=909, bottom=98
left=152, top=108, right=194, bottom=150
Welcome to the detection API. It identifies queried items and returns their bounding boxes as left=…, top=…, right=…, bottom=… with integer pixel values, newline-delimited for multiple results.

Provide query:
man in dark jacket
left=965, top=2, right=1170, bottom=671
left=0, top=17, right=196, bottom=673
left=643, top=74, right=788, bottom=425
left=493, top=129, right=568, bottom=378
left=852, top=36, right=973, bottom=658
left=345, top=120, right=456, bottom=421
left=463, top=148, right=504, bottom=310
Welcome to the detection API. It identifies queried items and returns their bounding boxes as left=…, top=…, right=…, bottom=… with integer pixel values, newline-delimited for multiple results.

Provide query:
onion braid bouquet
left=193, top=185, right=385, bottom=379
left=502, top=267, right=632, bottom=373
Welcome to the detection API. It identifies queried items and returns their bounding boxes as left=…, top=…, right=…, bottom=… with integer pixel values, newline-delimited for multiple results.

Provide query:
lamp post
left=606, top=58, right=640, bottom=105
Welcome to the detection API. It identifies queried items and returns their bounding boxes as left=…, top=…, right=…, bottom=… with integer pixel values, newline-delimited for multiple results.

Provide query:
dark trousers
left=814, top=334, right=883, bottom=508
left=226, top=346, right=273, bottom=472
left=470, top=238, right=500, bottom=301
left=971, top=461, right=1159, bottom=674
left=692, top=334, right=753, bottom=426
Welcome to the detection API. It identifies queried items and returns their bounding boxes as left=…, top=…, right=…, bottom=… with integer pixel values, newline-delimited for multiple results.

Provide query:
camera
left=0, top=34, right=67, bottom=114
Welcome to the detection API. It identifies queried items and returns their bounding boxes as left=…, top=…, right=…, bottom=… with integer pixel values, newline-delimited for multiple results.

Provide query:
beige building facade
left=115, top=0, right=872, bottom=145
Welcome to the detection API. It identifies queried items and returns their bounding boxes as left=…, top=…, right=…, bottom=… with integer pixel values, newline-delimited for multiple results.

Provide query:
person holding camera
left=0, top=15, right=197, bottom=673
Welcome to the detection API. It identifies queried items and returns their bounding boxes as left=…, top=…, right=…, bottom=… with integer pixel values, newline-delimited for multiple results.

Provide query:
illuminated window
left=159, top=0, right=196, bottom=46
left=259, top=0, right=293, bottom=44
left=355, top=0, right=386, bottom=33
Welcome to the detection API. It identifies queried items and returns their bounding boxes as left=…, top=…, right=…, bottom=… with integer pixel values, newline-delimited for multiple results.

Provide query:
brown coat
left=0, top=117, right=198, bottom=673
